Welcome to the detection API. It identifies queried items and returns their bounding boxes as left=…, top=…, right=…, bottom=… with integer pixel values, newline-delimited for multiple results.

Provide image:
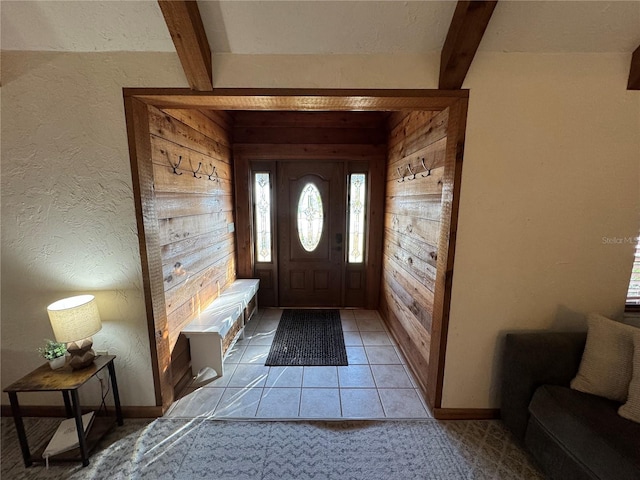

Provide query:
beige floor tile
left=257, top=388, right=301, bottom=418
left=337, top=365, right=375, bottom=388
left=378, top=389, right=429, bottom=418
left=346, top=346, right=368, bottom=364
left=360, top=331, right=392, bottom=346
left=365, top=346, right=402, bottom=364
left=265, top=366, right=304, bottom=388
left=239, top=345, right=271, bottom=364
left=213, top=387, right=263, bottom=417
left=340, top=389, right=384, bottom=418
left=302, top=366, right=338, bottom=387
left=299, top=388, right=341, bottom=418
left=343, top=331, right=363, bottom=346
left=227, top=364, right=269, bottom=388
left=370, top=364, right=414, bottom=388
left=166, top=387, right=225, bottom=418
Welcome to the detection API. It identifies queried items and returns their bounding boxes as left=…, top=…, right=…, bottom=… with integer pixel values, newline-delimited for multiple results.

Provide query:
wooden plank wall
left=380, top=109, right=449, bottom=396
left=232, top=111, right=387, bottom=308
left=148, top=106, right=236, bottom=361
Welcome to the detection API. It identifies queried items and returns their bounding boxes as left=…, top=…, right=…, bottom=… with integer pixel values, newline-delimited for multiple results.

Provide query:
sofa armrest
left=501, top=331, right=587, bottom=441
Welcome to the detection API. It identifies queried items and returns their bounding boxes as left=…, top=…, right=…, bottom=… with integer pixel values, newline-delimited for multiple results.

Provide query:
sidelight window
left=297, top=183, right=323, bottom=252
left=348, top=173, right=366, bottom=263
left=253, top=172, right=272, bottom=262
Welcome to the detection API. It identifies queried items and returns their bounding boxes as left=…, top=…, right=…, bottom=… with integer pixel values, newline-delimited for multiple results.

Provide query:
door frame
left=234, top=150, right=386, bottom=310
left=124, top=88, right=468, bottom=412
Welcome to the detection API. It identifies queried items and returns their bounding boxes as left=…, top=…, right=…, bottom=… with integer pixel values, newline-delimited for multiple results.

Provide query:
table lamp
left=47, top=295, right=102, bottom=370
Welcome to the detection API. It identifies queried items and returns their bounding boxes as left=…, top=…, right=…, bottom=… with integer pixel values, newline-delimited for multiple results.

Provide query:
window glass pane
left=297, top=183, right=323, bottom=252
left=348, top=174, right=366, bottom=263
left=254, top=173, right=272, bottom=262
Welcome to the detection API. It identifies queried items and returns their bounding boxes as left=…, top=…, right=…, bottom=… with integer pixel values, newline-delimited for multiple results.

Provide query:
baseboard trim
left=432, top=408, right=500, bottom=420
left=1, top=404, right=163, bottom=418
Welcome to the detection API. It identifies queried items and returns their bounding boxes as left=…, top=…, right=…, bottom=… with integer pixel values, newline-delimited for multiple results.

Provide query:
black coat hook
left=421, top=158, right=432, bottom=177
left=190, top=160, right=202, bottom=179
left=407, top=164, right=416, bottom=180
left=205, top=164, right=219, bottom=182
left=397, top=166, right=405, bottom=182
left=165, top=152, right=183, bottom=175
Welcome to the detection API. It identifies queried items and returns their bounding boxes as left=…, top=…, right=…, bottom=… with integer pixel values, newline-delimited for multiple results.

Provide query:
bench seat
left=181, top=279, right=259, bottom=377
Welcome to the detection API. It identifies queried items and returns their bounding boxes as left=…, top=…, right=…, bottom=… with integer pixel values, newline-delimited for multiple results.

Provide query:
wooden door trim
left=124, top=88, right=469, bottom=411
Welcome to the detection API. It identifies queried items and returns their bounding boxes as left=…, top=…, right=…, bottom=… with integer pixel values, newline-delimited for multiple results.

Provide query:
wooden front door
left=277, top=161, right=345, bottom=306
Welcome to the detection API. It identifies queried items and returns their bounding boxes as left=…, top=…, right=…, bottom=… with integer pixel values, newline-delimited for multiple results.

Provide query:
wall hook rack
left=190, top=160, right=202, bottom=179
left=205, top=164, right=218, bottom=182
left=421, top=158, right=433, bottom=177
left=166, top=152, right=183, bottom=175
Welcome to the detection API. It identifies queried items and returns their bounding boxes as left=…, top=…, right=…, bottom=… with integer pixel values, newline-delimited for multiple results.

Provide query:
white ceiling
left=2, top=1, right=639, bottom=54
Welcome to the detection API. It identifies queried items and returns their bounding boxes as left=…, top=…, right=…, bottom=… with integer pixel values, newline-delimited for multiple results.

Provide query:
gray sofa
left=501, top=332, right=640, bottom=480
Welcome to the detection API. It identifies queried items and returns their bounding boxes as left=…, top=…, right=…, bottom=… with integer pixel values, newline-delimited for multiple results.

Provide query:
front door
left=277, top=161, right=345, bottom=306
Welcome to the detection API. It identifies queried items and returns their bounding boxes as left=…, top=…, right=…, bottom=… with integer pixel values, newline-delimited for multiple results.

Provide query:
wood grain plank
left=383, top=213, right=441, bottom=254
left=156, top=192, right=233, bottom=220
left=385, top=167, right=444, bottom=197
left=148, top=106, right=231, bottom=162
left=233, top=126, right=386, bottom=145
left=384, top=269, right=433, bottom=331
left=158, top=211, right=231, bottom=246
left=153, top=162, right=232, bottom=197
left=162, top=235, right=234, bottom=291
left=387, top=111, right=437, bottom=151
left=162, top=109, right=230, bottom=146
left=384, top=195, right=442, bottom=222
left=150, top=135, right=231, bottom=179
left=384, top=227, right=439, bottom=270
left=387, top=109, right=449, bottom=161
left=439, top=1, right=498, bottom=89
left=158, top=0, right=212, bottom=91
left=233, top=111, right=386, bottom=129
left=386, top=137, right=448, bottom=179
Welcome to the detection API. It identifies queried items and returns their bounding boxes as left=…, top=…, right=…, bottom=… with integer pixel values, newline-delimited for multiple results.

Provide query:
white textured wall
left=1, top=51, right=187, bottom=406
left=443, top=53, right=640, bottom=408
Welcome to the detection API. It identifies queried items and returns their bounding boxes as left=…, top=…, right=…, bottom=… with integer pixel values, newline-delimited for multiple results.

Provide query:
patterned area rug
left=1, top=417, right=545, bottom=480
left=265, top=309, right=348, bottom=366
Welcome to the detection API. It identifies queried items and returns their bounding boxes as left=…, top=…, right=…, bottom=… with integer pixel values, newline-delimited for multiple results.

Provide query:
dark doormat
left=265, top=309, right=348, bottom=366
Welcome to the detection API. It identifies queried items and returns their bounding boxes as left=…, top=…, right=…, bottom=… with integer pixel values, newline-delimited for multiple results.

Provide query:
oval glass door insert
left=297, top=183, right=323, bottom=252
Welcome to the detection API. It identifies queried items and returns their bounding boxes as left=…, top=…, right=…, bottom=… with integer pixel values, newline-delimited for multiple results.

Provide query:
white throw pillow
left=570, top=313, right=637, bottom=402
left=619, top=330, right=640, bottom=423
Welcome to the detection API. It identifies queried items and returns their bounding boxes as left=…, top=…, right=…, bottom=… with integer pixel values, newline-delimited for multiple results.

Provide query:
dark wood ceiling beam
left=628, top=45, right=640, bottom=90
left=439, top=1, right=498, bottom=90
left=158, top=0, right=213, bottom=91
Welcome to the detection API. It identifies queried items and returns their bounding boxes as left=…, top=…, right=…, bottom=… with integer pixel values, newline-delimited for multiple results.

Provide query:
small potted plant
left=38, top=339, right=67, bottom=370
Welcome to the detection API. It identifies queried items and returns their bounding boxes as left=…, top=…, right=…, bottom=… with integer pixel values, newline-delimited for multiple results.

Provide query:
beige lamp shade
left=47, top=295, right=102, bottom=342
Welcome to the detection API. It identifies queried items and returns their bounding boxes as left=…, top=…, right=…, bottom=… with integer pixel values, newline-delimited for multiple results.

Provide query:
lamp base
left=67, top=338, right=96, bottom=370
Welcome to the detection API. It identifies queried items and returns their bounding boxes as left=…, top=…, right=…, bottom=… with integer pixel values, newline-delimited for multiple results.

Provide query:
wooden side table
left=3, top=355, right=123, bottom=467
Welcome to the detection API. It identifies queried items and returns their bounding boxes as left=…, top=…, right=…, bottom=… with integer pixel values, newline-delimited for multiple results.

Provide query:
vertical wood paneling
left=380, top=108, right=450, bottom=405
left=148, top=105, right=236, bottom=353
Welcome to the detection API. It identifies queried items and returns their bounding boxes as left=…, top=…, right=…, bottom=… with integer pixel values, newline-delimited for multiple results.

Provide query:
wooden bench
left=182, top=279, right=259, bottom=377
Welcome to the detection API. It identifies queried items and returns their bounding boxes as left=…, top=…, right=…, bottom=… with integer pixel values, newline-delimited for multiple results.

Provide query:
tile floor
left=165, top=308, right=432, bottom=420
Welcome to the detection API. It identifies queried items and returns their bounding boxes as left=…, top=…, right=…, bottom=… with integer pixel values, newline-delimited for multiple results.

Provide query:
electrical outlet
left=96, top=350, right=109, bottom=356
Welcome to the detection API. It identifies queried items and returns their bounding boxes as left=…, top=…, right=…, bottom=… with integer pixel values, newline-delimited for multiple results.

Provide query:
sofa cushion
left=570, top=313, right=636, bottom=402
left=619, top=329, right=640, bottom=423
left=528, top=385, right=640, bottom=480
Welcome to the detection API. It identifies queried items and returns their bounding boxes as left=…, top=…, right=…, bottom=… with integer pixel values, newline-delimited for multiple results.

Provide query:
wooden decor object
left=439, top=1, right=498, bottom=90
left=158, top=0, right=213, bottom=91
